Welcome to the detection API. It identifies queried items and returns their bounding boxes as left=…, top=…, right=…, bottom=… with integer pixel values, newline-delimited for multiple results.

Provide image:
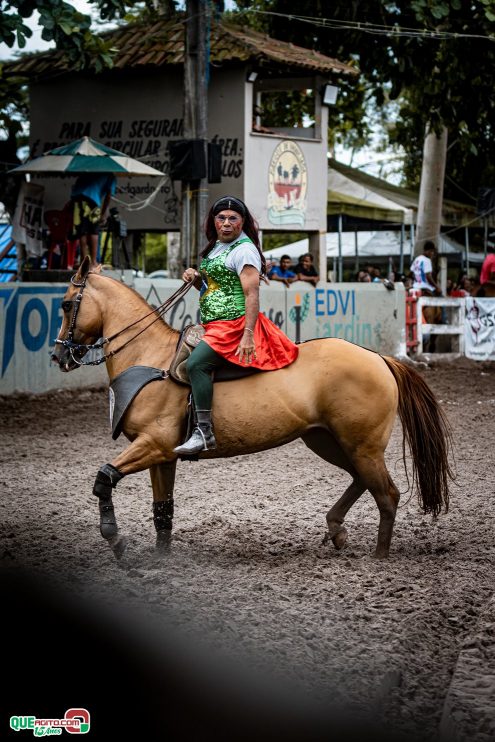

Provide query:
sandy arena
left=1, top=358, right=494, bottom=740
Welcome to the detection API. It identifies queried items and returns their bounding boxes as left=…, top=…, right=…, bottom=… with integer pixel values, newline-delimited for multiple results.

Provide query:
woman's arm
left=236, top=265, right=260, bottom=363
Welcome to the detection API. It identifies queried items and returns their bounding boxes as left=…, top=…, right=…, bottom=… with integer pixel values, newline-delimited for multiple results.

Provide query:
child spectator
left=268, top=254, right=297, bottom=288
left=294, top=252, right=319, bottom=287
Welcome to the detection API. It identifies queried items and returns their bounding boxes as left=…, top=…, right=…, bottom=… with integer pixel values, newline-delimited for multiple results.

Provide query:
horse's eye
left=61, top=301, right=72, bottom=312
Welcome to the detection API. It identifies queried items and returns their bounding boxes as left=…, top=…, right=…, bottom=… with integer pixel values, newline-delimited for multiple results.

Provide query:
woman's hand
left=183, top=268, right=199, bottom=282
left=183, top=268, right=202, bottom=290
left=235, top=329, right=257, bottom=364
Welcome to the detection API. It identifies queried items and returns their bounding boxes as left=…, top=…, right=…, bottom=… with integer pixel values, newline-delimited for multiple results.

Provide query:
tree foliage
left=234, top=0, right=495, bottom=200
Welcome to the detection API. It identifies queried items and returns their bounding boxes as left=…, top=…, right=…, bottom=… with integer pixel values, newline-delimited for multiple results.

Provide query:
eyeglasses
left=214, top=214, right=241, bottom=224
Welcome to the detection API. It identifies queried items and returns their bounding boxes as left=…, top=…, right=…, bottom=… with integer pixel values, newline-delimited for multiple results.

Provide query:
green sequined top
left=199, top=238, right=253, bottom=323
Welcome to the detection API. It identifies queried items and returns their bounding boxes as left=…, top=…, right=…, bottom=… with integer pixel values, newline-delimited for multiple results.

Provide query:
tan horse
left=51, top=258, right=454, bottom=558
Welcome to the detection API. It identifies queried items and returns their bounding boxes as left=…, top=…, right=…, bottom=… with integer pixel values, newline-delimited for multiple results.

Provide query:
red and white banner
left=465, top=297, right=495, bottom=360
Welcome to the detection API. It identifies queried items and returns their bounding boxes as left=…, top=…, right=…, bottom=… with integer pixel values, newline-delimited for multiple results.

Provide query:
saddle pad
left=109, top=365, right=167, bottom=439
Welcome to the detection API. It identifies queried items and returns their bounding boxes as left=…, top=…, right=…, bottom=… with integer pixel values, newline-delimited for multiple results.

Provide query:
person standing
left=174, top=196, right=298, bottom=456
left=410, top=241, right=441, bottom=295
left=479, top=247, right=495, bottom=296
left=71, top=172, right=117, bottom=268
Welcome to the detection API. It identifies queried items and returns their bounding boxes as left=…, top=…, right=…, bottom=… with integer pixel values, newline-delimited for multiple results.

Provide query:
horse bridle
left=54, top=272, right=194, bottom=367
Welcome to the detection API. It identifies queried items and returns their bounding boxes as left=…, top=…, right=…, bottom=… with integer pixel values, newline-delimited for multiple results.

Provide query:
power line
left=241, top=9, right=495, bottom=42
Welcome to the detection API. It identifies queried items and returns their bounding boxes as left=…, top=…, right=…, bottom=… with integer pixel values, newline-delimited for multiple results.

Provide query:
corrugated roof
left=4, top=16, right=358, bottom=79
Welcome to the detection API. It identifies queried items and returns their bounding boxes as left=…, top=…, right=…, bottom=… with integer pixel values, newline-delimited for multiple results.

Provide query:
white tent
left=263, top=231, right=484, bottom=265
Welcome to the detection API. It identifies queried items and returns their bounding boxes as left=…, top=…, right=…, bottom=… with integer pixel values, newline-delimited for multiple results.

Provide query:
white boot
left=174, top=410, right=216, bottom=455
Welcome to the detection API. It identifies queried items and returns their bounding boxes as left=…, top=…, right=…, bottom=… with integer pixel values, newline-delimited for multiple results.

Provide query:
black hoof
left=156, top=529, right=172, bottom=552
left=110, top=535, right=127, bottom=560
left=99, top=499, right=118, bottom=539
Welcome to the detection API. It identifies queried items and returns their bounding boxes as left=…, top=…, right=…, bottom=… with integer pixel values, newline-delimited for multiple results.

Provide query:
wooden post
left=182, top=0, right=209, bottom=268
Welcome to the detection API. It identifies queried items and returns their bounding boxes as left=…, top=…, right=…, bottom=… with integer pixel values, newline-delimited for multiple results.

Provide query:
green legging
left=186, top=340, right=227, bottom=410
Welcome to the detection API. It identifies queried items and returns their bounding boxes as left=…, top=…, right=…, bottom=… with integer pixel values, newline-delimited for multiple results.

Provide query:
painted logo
left=268, top=140, right=307, bottom=227
left=10, top=708, right=90, bottom=736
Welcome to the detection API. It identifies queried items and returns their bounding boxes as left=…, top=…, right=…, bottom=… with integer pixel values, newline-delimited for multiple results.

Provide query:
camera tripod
left=100, top=210, right=132, bottom=269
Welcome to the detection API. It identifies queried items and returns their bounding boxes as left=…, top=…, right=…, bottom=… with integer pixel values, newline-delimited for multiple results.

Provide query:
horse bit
left=54, top=272, right=194, bottom=367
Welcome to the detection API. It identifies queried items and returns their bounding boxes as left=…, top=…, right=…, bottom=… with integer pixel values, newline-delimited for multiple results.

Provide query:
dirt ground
left=1, top=358, right=494, bottom=741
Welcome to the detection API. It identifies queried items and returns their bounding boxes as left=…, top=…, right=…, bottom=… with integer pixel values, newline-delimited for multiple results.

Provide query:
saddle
left=168, top=325, right=206, bottom=385
left=168, top=324, right=260, bottom=386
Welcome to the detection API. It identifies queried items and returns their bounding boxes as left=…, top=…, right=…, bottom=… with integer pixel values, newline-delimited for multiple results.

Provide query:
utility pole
left=182, top=0, right=209, bottom=269
left=414, top=125, right=448, bottom=256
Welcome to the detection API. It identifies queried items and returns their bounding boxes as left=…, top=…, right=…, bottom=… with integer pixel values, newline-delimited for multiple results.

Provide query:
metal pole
left=465, top=224, right=470, bottom=275
left=354, top=229, right=359, bottom=274
left=400, top=224, right=405, bottom=275
left=338, top=213, right=343, bottom=282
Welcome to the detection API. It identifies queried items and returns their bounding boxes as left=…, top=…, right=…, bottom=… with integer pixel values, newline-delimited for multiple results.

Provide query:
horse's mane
left=91, top=273, right=180, bottom=338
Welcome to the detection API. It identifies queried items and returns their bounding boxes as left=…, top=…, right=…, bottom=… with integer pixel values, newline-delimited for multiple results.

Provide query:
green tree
left=234, top=0, right=495, bottom=202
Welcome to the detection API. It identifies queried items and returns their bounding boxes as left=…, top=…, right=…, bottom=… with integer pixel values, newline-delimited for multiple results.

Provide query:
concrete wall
left=0, top=279, right=406, bottom=395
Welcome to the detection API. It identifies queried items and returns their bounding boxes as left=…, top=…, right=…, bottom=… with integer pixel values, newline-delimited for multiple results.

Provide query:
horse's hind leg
left=352, top=453, right=400, bottom=559
left=302, top=429, right=364, bottom=551
left=325, top=478, right=367, bottom=550
left=149, top=461, right=176, bottom=551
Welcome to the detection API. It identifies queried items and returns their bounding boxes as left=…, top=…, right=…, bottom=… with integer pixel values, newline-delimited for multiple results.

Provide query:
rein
left=55, top=273, right=194, bottom=366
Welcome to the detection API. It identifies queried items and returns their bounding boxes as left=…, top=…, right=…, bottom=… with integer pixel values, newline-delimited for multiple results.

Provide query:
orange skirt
left=202, top=313, right=298, bottom=370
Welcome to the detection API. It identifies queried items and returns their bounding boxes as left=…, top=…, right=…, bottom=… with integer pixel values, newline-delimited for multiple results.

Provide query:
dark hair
left=201, top=196, right=266, bottom=275
left=211, top=196, right=246, bottom=217
left=280, top=254, right=292, bottom=262
left=424, top=240, right=436, bottom=253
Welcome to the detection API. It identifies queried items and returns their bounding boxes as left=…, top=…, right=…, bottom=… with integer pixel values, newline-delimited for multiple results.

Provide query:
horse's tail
left=382, top=356, right=454, bottom=516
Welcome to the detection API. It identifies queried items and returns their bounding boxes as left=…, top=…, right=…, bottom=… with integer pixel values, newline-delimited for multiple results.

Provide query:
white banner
left=11, top=181, right=45, bottom=257
left=465, top=297, right=495, bottom=360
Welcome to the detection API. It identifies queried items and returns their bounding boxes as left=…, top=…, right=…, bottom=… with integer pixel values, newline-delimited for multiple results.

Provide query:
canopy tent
left=328, top=159, right=481, bottom=228
left=322, top=160, right=486, bottom=280
left=263, top=230, right=484, bottom=269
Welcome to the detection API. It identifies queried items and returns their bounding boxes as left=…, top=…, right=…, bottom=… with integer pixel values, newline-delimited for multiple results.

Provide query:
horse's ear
left=93, top=263, right=102, bottom=274
left=74, top=256, right=90, bottom=282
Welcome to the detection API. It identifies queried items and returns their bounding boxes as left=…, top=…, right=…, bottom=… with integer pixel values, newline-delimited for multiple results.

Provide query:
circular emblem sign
left=268, top=140, right=307, bottom=227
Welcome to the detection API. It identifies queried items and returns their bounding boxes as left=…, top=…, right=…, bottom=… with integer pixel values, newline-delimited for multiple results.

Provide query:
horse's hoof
left=373, top=549, right=389, bottom=560
left=156, top=530, right=172, bottom=553
left=100, top=516, right=118, bottom=539
left=109, top=535, right=127, bottom=560
left=331, top=527, right=348, bottom=550
left=99, top=500, right=118, bottom=539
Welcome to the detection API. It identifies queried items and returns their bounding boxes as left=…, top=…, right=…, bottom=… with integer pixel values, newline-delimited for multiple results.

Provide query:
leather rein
left=54, top=272, right=194, bottom=367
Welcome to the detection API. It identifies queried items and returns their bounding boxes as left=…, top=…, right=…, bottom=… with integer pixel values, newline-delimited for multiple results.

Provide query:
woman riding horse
left=174, top=196, right=298, bottom=455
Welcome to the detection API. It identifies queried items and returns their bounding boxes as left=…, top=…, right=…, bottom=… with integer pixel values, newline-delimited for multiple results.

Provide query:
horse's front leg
left=92, top=434, right=173, bottom=547
left=149, top=461, right=177, bottom=551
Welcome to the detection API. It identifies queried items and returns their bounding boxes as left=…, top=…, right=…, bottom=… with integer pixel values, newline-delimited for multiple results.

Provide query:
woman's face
left=214, top=209, right=244, bottom=243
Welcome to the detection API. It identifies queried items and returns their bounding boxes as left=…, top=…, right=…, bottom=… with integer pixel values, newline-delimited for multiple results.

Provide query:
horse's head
left=51, top=257, right=104, bottom=372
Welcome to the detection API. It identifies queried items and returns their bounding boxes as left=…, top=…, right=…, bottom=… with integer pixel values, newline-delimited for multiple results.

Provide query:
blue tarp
left=0, top=224, right=16, bottom=282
